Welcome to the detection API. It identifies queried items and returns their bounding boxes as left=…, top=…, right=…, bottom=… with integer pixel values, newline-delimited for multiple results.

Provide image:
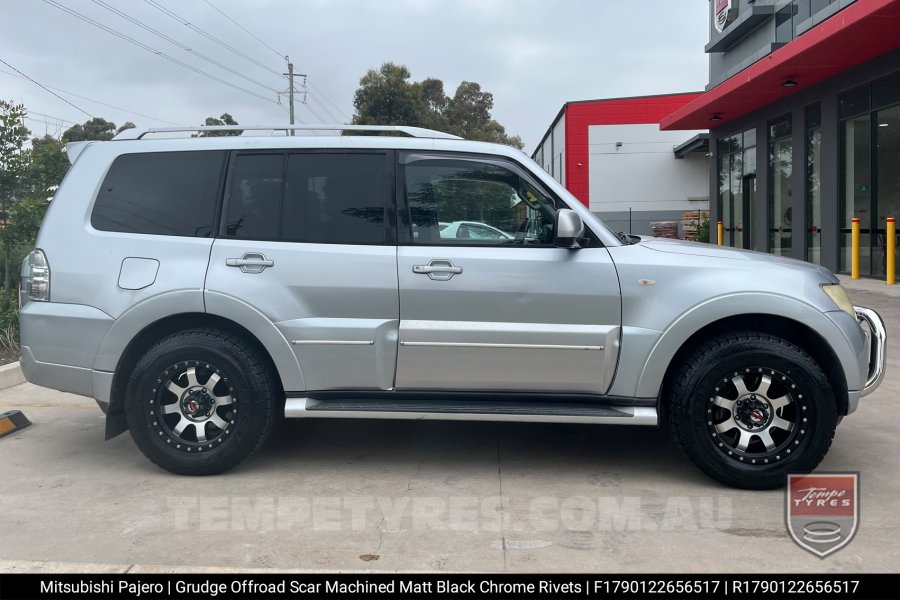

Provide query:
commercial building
left=662, top=0, right=900, bottom=279
left=532, top=94, right=711, bottom=237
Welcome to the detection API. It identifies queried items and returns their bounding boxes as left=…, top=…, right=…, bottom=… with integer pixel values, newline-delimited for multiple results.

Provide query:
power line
left=202, top=0, right=285, bottom=60
left=91, top=0, right=281, bottom=94
left=307, top=79, right=351, bottom=122
left=301, top=98, right=325, bottom=124
left=0, top=66, right=180, bottom=125
left=144, top=0, right=283, bottom=78
left=42, top=0, right=279, bottom=105
left=27, top=110, right=77, bottom=125
left=0, top=56, right=94, bottom=118
left=307, top=91, right=339, bottom=123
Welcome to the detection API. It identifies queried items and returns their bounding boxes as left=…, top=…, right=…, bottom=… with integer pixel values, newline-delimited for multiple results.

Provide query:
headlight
left=820, top=283, right=854, bottom=316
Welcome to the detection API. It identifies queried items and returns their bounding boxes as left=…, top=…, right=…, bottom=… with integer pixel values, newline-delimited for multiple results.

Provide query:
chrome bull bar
left=855, top=306, right=886, bottom=397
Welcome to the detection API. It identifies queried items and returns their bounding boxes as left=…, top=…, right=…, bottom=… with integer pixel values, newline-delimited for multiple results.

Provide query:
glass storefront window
left=768, top=116, right=793, bottom=256
left=806, top=105, right=822, bottom=265
left=876, top=105, right=900, bottom=281
left=716, top=130, right=756, bottom=248
left=840, top=114, right=872, bottom=275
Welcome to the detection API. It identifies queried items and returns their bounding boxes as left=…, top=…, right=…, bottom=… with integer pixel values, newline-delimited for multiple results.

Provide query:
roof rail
left=112, top=124, right=462, bottom=141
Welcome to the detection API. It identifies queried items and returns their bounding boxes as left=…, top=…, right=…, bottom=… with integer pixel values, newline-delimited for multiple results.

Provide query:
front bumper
left=855, top=306, right=886, bottom=398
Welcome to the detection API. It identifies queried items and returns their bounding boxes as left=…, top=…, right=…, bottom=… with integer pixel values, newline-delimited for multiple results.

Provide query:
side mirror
left=554, top=209, right=585, bottom=248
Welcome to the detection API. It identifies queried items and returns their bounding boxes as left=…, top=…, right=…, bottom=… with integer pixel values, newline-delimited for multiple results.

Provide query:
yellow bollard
left=717, top=220, right=723, bottom=246
left=887, top=217, right=896, bottom=285
left=851, top=218, right=860, bottom=279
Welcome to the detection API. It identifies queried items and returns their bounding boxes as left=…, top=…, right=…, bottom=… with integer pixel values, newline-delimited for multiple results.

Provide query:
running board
left=284, top=397, right=658, bottom=425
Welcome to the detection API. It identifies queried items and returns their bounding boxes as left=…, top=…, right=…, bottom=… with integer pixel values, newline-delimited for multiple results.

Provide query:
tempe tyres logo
left=786, top=473, right=859, bottom=558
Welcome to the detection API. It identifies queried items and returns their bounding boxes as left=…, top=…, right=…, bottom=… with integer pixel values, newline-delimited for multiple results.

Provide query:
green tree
left=198, top=113, right=241, bottom=136
left=444, top=81, right=522, bottom=147
left=352, top=63, right=426, bottom=127
left=62, top=117, right=118, bottom=142
left=350, top=63, right=523, bottom=149
left=24, top=135, right=69, bottom=199
left=0, top=101, right=30, bottom=294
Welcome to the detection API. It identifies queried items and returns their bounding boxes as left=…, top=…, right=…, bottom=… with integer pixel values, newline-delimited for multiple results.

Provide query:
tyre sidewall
left=125, top=333, right=272, bottom=474
left=678, top=337, right=836, bottom=488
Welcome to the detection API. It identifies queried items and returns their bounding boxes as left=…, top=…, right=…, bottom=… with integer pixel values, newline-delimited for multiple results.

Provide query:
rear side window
left=223, top=151, right=387, bottom=244
left=92, top=151, right=226, bottom=237
left=224, top=154, right=284, bottom=240
left=282, top=153, right=386, bottom=244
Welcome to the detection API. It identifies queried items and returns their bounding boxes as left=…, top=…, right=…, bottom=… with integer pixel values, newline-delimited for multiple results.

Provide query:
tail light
left=20, top=249, right=50, bottom=305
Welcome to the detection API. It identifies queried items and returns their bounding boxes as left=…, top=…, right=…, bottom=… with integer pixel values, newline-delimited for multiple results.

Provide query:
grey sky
left=0, top=0, right=709, bottom=151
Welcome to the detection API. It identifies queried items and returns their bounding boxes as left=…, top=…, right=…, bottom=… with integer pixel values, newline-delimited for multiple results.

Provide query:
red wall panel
left=564, top=93, right=703, bottom=206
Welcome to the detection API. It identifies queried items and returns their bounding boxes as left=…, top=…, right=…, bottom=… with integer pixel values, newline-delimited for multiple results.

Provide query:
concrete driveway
left=1, top=281, right=897, bottom=573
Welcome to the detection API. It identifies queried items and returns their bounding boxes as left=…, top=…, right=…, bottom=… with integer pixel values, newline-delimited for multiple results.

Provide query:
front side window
left=404, top=158, right=559, bottom=245
left=92, top=150, right=226, bottom=237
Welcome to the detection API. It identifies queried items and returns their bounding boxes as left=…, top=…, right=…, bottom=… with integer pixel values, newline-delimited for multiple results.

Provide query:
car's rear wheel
left=668, top=331, right=837, bottom=489
left=125, top=329, right=277, bottom=475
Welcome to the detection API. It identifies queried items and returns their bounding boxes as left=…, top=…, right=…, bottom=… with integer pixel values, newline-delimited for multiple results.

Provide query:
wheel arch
left=655, top=313, right=850, bottom=420
left=102, top=305, right=303, bottom=439
left=634, top=293, right=856, bottom=418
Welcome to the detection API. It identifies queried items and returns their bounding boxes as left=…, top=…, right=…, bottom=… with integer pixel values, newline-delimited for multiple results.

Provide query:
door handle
left=412, top=259, right=462, bottom=281
left=226, top=252, right=274, bottom=273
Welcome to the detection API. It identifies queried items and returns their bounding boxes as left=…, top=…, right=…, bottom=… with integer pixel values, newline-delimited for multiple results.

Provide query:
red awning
left=661, top=0, right=900, bottom=131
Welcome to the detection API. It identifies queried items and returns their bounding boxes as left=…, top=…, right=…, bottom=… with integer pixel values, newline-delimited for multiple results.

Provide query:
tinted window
left=282, top=153, right=386, bottom=244
left=225, top=154, right=284, bottom=240
left=405, top=159, right=559, bottom=246
left=92, top=151, right=225, bottom=237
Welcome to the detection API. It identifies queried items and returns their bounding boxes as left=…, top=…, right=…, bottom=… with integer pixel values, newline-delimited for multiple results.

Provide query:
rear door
left=204, top=150, right=399, bottom=392
left=395, top=153, right=622, bottom=394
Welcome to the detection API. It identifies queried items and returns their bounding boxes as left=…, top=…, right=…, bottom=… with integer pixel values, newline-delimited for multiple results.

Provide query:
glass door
left=876, top=105, right=900, bottom=280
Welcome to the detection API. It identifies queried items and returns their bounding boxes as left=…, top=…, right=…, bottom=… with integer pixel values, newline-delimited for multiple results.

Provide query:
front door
left=204, top=150, right=398, bottom=392
left=394, top=153, right=621, bottom=394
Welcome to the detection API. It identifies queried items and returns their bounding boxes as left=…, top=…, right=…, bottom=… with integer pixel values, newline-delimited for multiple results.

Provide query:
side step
left=284, top=397, right=657, bottom=425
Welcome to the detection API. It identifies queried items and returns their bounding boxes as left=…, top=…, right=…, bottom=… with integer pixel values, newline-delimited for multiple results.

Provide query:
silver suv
left=19, top=125, right=886, bottom=489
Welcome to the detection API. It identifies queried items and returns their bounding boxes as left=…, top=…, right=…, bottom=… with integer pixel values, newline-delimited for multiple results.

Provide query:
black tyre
left=668, top=331, right=837, bottom=489
left=125, top=329, right=278, bottom=475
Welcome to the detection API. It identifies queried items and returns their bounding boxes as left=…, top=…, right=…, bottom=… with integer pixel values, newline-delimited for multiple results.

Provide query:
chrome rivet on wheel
left=745, top=369, right=750, bottom=372
left=803, top=418, right=807, bottom=422
left=764, top=459, right=769, bottom=463
left=728, top=451, right=733, bottom=455
left=708, top=421, right=712, bottom=425
left=153, top=421, right=157, bottom=426
left=752, top=459, right=757, bottom=463
left=800, top=429, right=805, bottom=434
left=776, top=455, right=780, bottom=460
left=158, top=431, right=162, bottom=435
left=739, top=456, right=744, bottom=461
left=798, top=394, right=803, bottom=399
left=719, top=443, right=723, bottom=447
left=787, top=449, right=791, bottom=453
left=795, top=441, right=800, bottom=445
left=802, top=405, right=807, bottom=410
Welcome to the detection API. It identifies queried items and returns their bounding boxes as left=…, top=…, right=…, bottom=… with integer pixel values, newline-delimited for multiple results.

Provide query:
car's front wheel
left=668, top=331, right=837, bottom=489
left=125, top=329, right=278, bottom=475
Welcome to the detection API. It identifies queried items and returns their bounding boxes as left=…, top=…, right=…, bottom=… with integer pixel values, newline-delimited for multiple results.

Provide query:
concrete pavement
left=0, top=284, right=896, bottom=573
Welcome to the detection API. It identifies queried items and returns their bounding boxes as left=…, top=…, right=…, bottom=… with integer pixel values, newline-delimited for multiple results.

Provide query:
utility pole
left=283, top=56, right=306, bottom=136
